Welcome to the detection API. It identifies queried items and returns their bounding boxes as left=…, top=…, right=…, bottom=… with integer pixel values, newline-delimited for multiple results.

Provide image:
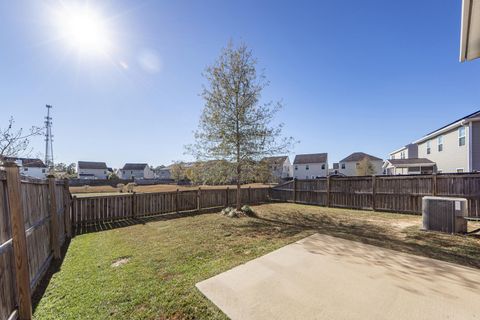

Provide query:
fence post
left=4, top=162, right=33, bottom=320
left=248, top=186, right=251, bottom=204
left=326, top=176, right=331, bottom=207
left=175, top=189, right=179, bottom=213
left=72, top=196, right=77, bottom=236
left=131, top=192, right=137, bottom=218
left=293, top=178, right=297, bottom=203
left=197, top=187, right=201, bottom=211
left=48, top=175, right=61, bottom=260
left=225, top=187, right=229, bottom=207
left=432, top=173, right=438, bottom=196
left=372, top=175, right=377, bottom=211
left=63, top=178, right=72, bottom=238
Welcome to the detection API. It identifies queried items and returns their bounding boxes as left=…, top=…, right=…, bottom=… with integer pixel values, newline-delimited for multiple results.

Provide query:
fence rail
left=270, top=174, right=480, bottom=216
left=72, top=187, right=270, bottom=228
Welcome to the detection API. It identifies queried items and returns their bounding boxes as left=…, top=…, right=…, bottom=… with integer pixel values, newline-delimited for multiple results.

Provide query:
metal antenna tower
left=44, top=105, right=54, bottom=170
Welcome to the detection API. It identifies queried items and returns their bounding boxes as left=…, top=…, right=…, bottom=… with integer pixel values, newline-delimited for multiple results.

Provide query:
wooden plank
left=4, top=163, right=32, bottom=320
left=48, top=176, right=61, bottom=259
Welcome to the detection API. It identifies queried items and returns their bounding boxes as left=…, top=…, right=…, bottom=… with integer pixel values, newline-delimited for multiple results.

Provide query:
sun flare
left=53, top=3, right=113, bottom=56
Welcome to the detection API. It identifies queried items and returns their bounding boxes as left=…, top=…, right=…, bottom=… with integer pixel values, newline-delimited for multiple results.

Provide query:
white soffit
left=460, top=0, right=480, bottom=61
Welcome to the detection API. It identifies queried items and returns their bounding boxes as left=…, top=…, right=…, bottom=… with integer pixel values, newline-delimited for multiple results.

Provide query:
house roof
left=293, top=153, right=327, bottom=164
left=414, top=110, right=480, bottom=144
left=386, top=158, right=435, bottom=168
left=4, top=157, right=47, bottom=168
left=261, top=156, right=288, bottom=164
left=122, top=163, right=148, bottom=170
left=339, top=152, right=382, bottom=163
left=78, top=161, right=108, bottom=170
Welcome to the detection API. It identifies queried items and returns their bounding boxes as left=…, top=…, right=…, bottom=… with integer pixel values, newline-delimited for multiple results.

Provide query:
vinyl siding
left=417, top=126, right=469, bottom=173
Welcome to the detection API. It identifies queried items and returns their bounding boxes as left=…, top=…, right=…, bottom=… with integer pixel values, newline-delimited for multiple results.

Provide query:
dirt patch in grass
left=111, top=256, right=131, bottom=268
left=34, top=203, right=480, bottom=320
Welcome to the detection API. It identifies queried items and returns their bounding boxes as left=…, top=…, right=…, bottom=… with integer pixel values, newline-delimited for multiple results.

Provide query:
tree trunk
left=236, top=159, right=241, bottom=210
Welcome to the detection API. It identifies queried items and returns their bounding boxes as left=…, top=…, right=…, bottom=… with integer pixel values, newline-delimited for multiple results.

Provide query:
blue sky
left=0, top=0, right=479, bottom=168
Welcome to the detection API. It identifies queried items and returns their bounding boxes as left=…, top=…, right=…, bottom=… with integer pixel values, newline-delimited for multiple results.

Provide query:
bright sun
left=54, top=4, right=112, bottom=56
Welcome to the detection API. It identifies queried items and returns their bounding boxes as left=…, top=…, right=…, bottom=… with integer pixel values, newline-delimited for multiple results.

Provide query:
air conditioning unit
left=422, top=196, right=468, bottom=234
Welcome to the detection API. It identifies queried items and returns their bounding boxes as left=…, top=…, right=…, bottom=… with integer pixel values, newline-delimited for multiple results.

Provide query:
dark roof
left=293, top=153, right=327, bottom=164
left=387, top=158, right=435, bottom=167
left=261, top=156, right=288, bottom=164
left=425, top=109, right=480, bottom=136
left=332, top=163, right=339, bottom=169
left=122, top=163, right=148, bottom=170
left=4, top=157, right=47, bottom=168
left=340, top=152, right=382, bottom=163
left=78, top=161, right=108, bottom=170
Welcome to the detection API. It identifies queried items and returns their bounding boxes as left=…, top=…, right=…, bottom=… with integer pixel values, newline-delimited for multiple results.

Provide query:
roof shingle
left=340, top=152, right=382, bottom=163
left=293, top=153, right=327, bottom=164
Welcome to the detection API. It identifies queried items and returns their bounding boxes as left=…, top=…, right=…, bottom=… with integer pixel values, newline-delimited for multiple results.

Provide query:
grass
left=70, top=183, right=271, bottom=196
left=33, top=203, right=480, bottom=319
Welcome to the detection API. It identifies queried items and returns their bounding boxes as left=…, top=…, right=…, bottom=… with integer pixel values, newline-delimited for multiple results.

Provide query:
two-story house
left=293, top=153, right=328, bottom=179
left=120, top=163, right=154, bottom=179
left=413, top=110, right=480, bottom=173
left=386, top=110, right=480, bottom=174
left=261, top=156, right=292, bottom=182
left=78, top=161, right=109, bottom=179
left=338, top=152, right=384, bottom=176
left=4, top=157, right=48, bottom=179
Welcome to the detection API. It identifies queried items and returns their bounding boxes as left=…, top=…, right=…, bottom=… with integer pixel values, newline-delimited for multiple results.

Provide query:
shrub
left=241, top=205, right=256, bottom=217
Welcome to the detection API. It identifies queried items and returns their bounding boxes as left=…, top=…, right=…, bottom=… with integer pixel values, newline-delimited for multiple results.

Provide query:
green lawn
left=33, top=203, right=480, bottom=320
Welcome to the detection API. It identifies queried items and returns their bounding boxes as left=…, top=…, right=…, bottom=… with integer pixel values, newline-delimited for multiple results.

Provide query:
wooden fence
left=0, top=164, right=71, bottom=320
left=72, top=187, right=270, bottom=228
left=2, top=167, right=480, bottom=320
left=269, top=173, right=480, bottom=216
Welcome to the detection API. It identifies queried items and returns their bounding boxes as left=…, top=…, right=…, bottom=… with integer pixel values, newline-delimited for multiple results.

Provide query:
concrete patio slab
left=196, top=233, right=480, bottom=320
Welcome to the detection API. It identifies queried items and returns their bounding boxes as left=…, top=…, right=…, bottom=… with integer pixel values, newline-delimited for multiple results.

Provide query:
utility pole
left=44, top=105, right=54, bottom=171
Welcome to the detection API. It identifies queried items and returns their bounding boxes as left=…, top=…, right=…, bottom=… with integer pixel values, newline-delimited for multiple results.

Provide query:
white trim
left=414, top=120, right=466, bottom=144
left=389, top=146, right=407, bottom=155
left=468, top=122, right=473, bottom=171
left=460, top=0, right=472, bottom=62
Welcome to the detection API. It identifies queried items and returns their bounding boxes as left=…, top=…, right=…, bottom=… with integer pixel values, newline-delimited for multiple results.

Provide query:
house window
left=426, top=141, right=431, bottom=154
left=457, top=168, right=464, bottom=173
left=391, top=155, right=395, bottom=159
left=400, top=151, right=405, bottom=159
left=459, top=127, right=465, bottom=146
left=438, top=136, right=443, bottom=152
left=321, top=164, right=325, bottom=170
left=24, top=168, right=28, bottom=171
left=341, top=163, right=345, bottom=169
left=42, top=169, right=46, bottom=173
left=306, top=165, right=309, bottom=170
left=295, top=165, right=298, bottom=170
left=356, top=162, right=360, bottom=168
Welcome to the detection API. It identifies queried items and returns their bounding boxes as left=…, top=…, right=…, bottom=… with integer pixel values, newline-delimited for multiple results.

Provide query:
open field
left=70, top=183, right=272, bottom=196
left=33, top=203, right=480, bottom=319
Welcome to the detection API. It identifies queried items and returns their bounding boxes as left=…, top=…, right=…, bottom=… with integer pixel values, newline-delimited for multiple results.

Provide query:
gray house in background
left=154, top=166, right=172, bottom=180
left=120, top=163, right=154, bottom=179
left=77, top=161, right=109, bottom=179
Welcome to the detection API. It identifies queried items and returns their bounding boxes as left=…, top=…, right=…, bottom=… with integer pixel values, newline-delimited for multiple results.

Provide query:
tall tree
left=356, top=157, right=376, bottom=176
left=0, top=117, right=42, bottom=160
left=189, top=42, right=294, bottom=210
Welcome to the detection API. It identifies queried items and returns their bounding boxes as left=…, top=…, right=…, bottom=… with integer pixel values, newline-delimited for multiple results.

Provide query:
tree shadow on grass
left=230, top=210, right=480, bottom=270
